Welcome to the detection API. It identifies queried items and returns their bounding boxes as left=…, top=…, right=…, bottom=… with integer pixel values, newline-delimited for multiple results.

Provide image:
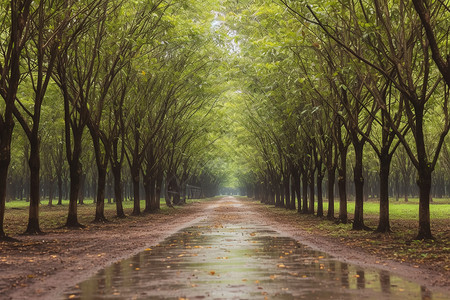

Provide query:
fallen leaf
left=209, top=271, right=215, bottom=275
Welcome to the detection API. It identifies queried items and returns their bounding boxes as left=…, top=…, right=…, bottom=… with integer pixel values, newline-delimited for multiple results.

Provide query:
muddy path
left=1, top=197, right=449, bottom=299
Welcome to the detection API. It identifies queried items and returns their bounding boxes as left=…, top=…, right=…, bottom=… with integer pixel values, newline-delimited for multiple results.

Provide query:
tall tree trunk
left=308, top=170, right=315, bottom=214
left=291, top=167, right=300, bottom=212
left=25, top=133, right=42, bottom=234
left=352, top=140, right=367, bottom=230
left=155, top=170, right=163, bottom=210
left=66, top=154, right=82, bottom=227
left=57, top=174, right=63, bottom=205
left=144, top=180, right=151, bottom=212
left=131, top=162, right=140, bottom=215
left=338, top=148, right=348, bottom=224
left=0, top=147, right=11, bottom=238
left=317, top=172, right=324, bottom=217
left=327, top=167, right=336, bottom=220
left=301, top=170, right=308, bottom=213
left=415, top=106, right=434, bottom=240
left=149, top=175, right=158, bottom=211
left=376, top=152, right=392, bottom=233
left=284, top=174, right=290, bottom=209
left=112, top=164, right=125, bottom=218
left=94, top=167, right=107, bottom=222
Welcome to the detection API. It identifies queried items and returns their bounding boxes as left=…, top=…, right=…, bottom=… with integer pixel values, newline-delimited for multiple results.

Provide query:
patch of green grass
left=315, top=199, right=450, bottom=220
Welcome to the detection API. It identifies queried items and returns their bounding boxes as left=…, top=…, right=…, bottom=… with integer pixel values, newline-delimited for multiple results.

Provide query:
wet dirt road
left=63, top=197, right=448, bottom=300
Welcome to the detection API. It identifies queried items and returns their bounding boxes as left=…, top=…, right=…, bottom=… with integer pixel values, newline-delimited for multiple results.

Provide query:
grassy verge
left=3, top=197, right=210, bottom=236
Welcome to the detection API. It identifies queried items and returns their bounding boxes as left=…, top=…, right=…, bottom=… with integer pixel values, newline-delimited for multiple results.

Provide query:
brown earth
left=1, top=196, right=449, bottom=299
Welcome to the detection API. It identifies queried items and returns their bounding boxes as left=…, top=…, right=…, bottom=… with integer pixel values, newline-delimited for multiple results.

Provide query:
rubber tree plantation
left=0, top=0, right=449, bottom=299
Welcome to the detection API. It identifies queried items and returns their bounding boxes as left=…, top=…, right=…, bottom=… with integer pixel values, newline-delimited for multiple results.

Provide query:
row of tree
left=225, top=0, right=449, bottom=240
left=0, top=0, right=228, bottom=239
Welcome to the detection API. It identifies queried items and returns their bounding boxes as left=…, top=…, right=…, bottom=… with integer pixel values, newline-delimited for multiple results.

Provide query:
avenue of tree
left=225, top=0, right=449, bottom=240
left=1, top=0, right=449, bottom=241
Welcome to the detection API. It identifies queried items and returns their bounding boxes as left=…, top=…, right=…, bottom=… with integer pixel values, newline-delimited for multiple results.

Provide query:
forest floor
left=1, top=196, right=449, bottom=299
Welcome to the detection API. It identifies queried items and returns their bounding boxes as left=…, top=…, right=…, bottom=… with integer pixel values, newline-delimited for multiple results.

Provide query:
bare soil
left=1, top=196, right=449, bottom=299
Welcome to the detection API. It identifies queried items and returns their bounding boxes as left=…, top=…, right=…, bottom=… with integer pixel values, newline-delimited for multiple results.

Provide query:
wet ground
left=63, top=198, right=449, bottom=300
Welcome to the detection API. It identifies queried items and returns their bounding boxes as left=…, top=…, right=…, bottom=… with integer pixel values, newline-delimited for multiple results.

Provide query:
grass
left=3, top=197, right=209, bottom=236
left=318, top=200, right=450, bottom=220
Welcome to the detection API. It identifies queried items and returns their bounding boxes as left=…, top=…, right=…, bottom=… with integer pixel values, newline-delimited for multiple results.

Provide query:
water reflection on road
left=63, top=219, right=447, bottom=299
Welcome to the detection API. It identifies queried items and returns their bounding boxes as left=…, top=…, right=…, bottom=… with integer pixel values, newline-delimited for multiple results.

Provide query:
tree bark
left=301, top=169, right=308, bottom=214
left=352, top=139, right=367, bottom=230
left=317, top=172, right=324, bottom=217
left=94, top=167, right=108, bottom=222
left=326, top=167, right=336, bottom=220
left=376, top=151, right=392, bottom=233
left=308, top=170, right=315, bottom=214
left=338, top=149, right=348, bottom=224
left=25, top=130, right=42, bottom=234
left=112, top=164, right=125, bottom=218
left=131, top=162, right=140, bottom=215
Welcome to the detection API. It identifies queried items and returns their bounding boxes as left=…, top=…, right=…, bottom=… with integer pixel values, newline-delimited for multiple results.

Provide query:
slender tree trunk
left=48, top=177, right=54, bottom=206
left=66, top=158, right=82, bottom=227
left=308, top=170, right=315, bottom=214
left=131, top=163, right=140, bottom=215
left=143, top=177, right=152, bottom=212
left=0, top=156, right=10, bottom=238
left=291, top=168, right=300, bottom=212
left=25, top=133, right=42, bottom=234
left=352, top=140, right=367, bottom=230
left=94, top=167, right=107, bottom=222
left=415, top=106, right=434, bottom=240
left=327, top=167, right=336, bottom=220
left=301, top=170, right=308, bottom=213
left=284, top=174, right=290, bottom=209
left=112, top=164, right=125, bottom=218
left=317, top=172, right=324, bottom=217
left=155, top=170, right=163, bottom=210
left=376, top=152, right=392, bottom=233
left=149, top=175, right=158, bottom=211
left=275, top=182, right=281, bottom=207
left=338, top=150, right=348, bottom=224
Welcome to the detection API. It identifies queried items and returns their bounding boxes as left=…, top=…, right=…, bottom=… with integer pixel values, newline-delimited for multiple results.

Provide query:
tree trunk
left=291, top=167, right=300, bottom=212
left=78, top=173, right=85, bottom=205
left=94, top=167, right=107, bottom=222
left=308, top=170, right=315, bottom=214
left=143, top=174, right=154, bottom=212
left=327, top=167, right=336, bottom=220
left=352, top=140, right=367, bottom=230
left=149, top=175, right=158, bottom=211
left=415, top=106, right=434, bottom=240
left=112, top=164, right=125, bottom=218
left=25, top=134, right=42, bottom=234
left=66, top=158, right=82, bottom=227
left=155, top=171, right=163, bottom=210
left=376, top=152, right=392, bottom=233
left=0, top=155, right=10, bottom=238
left=416, top=166, right=433, bottom=239
left=301, top=170, right=308, bottom=213
left=131, top=163, right=140, bottom=215
left=317, top=172, right=324, bottom=217
left=338, top=150, right=348, bottom=224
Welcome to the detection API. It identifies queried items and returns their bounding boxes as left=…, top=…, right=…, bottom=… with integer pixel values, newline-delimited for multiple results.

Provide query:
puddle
left=63, top=222, right=448, bottom=299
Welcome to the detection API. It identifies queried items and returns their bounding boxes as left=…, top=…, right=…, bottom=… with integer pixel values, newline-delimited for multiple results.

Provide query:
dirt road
left=1, top=197, right=449, bottom=299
